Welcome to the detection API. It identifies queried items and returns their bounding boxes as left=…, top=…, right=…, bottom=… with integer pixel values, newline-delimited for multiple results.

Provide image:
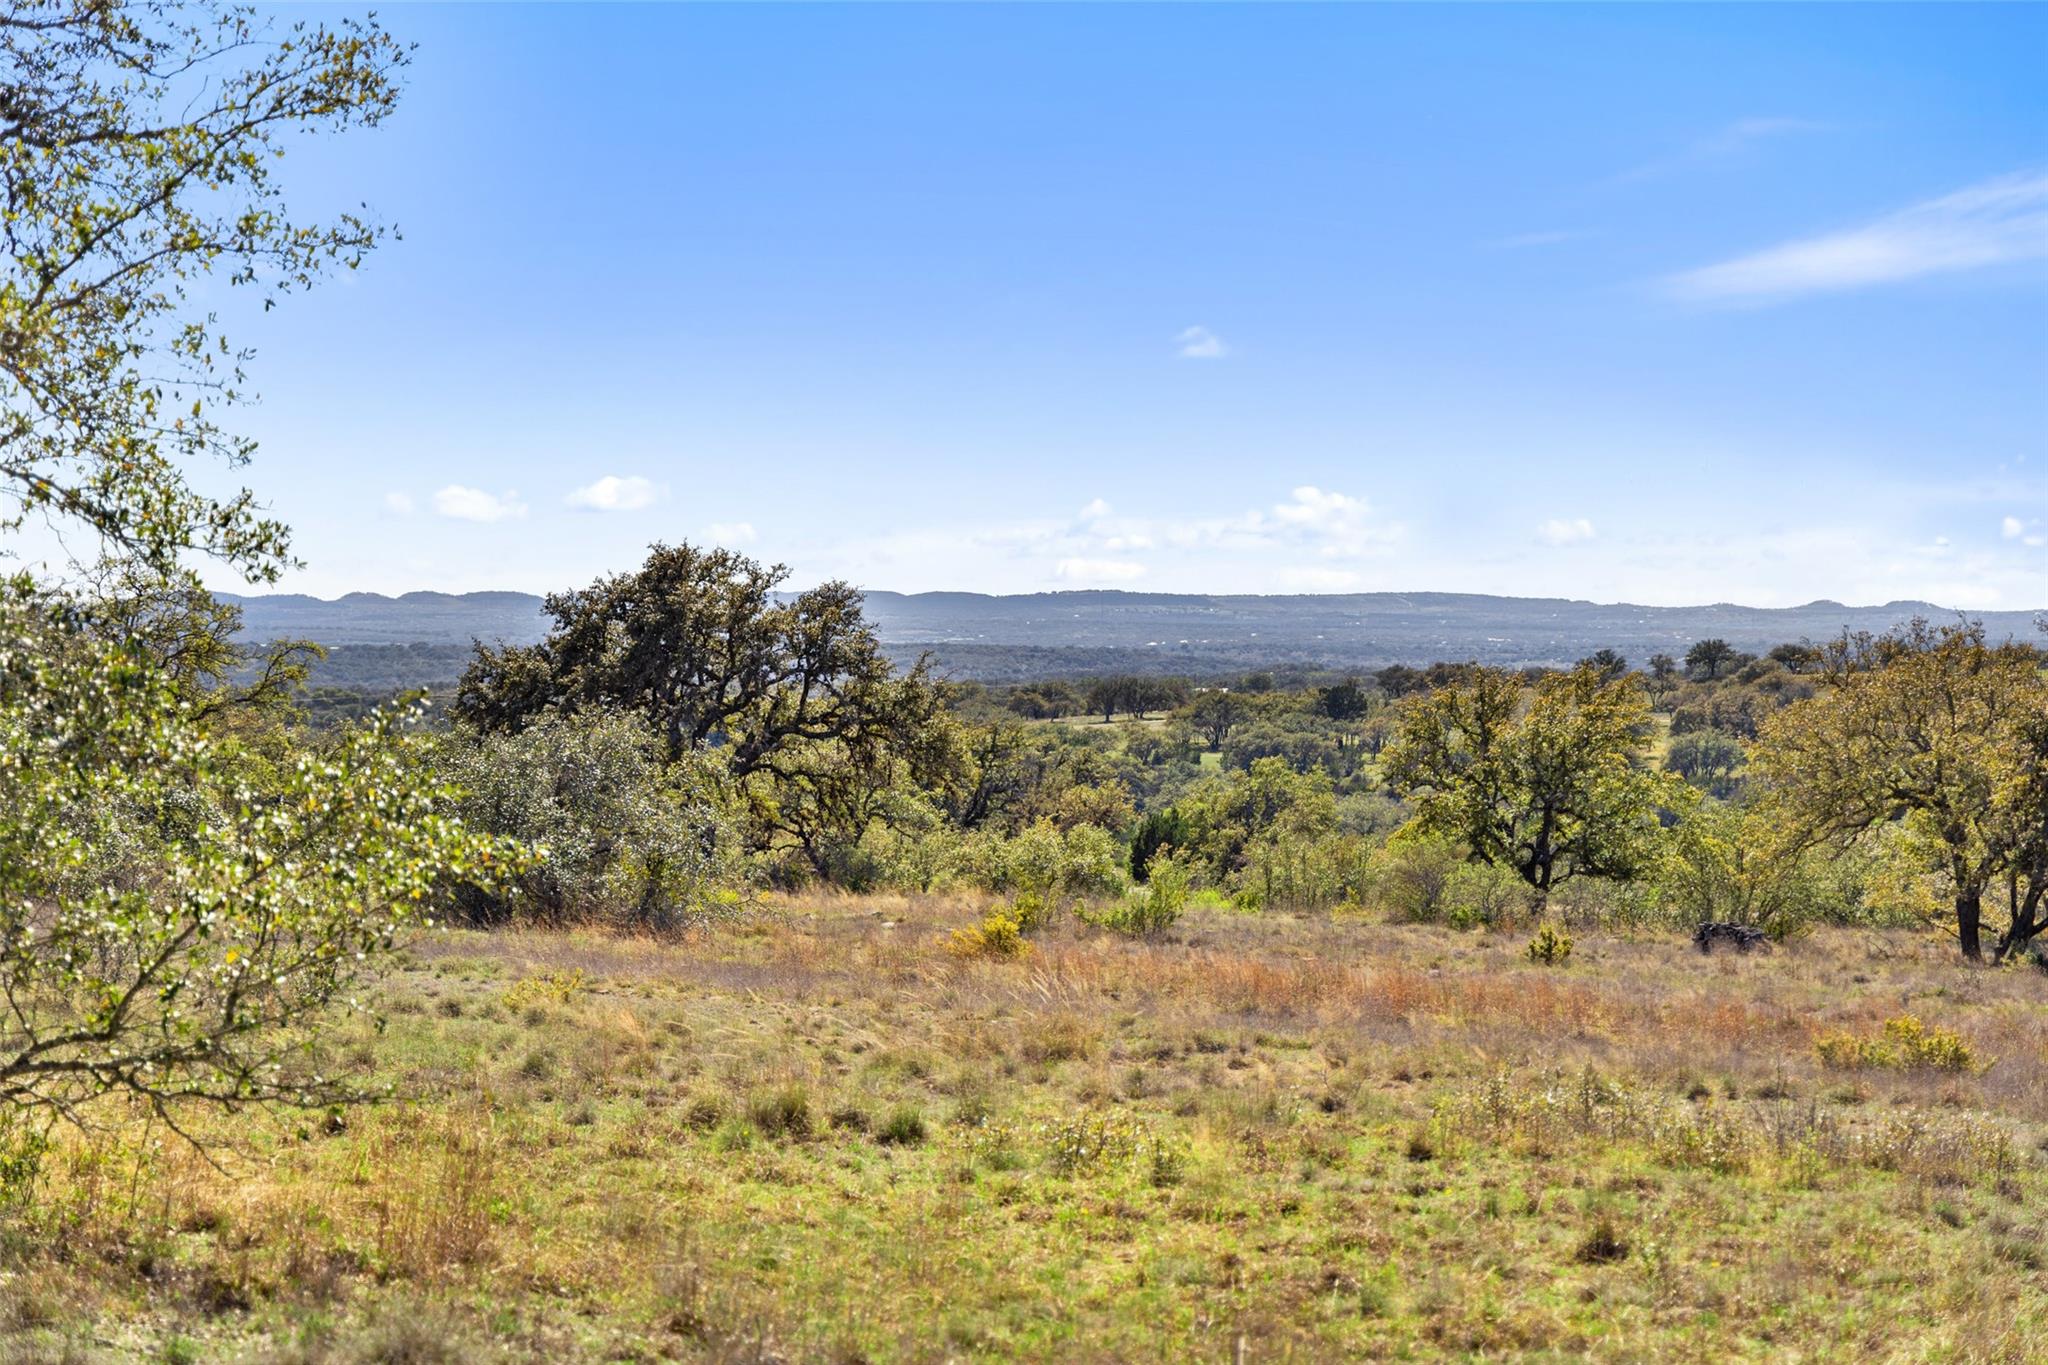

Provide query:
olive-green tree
left=1753, top=620, right=2048, bottom=962
left=1383, top=665, right=1685, bottom=898
left=455, top=543, right=927, bottom=771
left=1685, top=639, right=1737, bottom=681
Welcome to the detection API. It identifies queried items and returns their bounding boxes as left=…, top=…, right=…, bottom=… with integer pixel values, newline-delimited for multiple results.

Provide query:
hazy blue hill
left=224, top=588, right=2042, bottom=687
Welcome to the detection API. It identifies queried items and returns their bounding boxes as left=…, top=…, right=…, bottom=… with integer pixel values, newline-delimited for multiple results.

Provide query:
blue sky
left=194, top=4, right=2046, bottom=606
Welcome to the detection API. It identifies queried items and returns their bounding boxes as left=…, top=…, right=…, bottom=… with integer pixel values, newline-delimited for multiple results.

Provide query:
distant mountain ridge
left=220, top=588, right=2043, bottom=686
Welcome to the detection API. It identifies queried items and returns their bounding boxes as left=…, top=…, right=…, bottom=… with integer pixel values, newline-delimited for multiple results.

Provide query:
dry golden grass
left=1, top=897, right=2043, bottom=1361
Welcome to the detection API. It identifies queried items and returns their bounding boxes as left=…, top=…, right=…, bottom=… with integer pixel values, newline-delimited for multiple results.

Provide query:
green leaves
left=1384, top=665, right=1684, bottom=895
left=0, top=577, right=514, bottom=1118
left=1753, top=620, right=2048, bottom=960
left=1, top=1, right=407, bottom=580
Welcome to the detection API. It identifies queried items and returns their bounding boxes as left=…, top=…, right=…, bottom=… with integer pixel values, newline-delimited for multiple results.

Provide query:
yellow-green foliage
left=1008, top=890, right=1059, bottom=934
left=1086, top=854, right=1190, bottom=936
left=1815, top=1014, right=1983, bottom=1072
left=948, top=910, right=1030, bottom=958
left=503, top=968, right=589, bottom=1010
left=1526, top=922, right=1574, bottom=965
left=1037, top=1110, right=1186, bottom=1184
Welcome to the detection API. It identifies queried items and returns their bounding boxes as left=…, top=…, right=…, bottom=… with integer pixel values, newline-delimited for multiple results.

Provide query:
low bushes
left=1815, top=1015, right=1984, bottom=1073
left=434, top=710, right=742, bottom=933
left=1084, top=856, right=1190, bottom=937
left=1525, top=922, right=1573, bottom=965
left=949, top=910, right=1030, bottom=959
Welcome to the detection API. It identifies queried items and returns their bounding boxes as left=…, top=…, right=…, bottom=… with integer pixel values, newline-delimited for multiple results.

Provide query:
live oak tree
left=1685, top=638, right=1737, bottom=681
left=1383, top=665, right=1685, bottom=899
left=1188, top=689, right=1245, bottom=748
left=454, top=543, right=963, bottom=880
left=1753, top=620, right=2048, bottom=962
left=455, top=542, right=934, bottom=771
left=1576, top=649, right=1628, bottom=684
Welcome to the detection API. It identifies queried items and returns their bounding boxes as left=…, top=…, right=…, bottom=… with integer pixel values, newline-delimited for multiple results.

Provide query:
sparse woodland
left=0, top=2, right=2042, bottom=1360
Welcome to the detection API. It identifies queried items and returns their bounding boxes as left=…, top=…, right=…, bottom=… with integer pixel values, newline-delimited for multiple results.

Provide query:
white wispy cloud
left=1056, top=557, right=1147, bottom=583
left=432, top=485, right=528, bottom=523
left=567, top=474, right=663, bottom=513
left=2003, top=515, right=2026, bottom=538
left=1078, top=497, right=1112, bottom=520
left=1695, top=116, right=1832, bottom=157
left=706, top=520, right=759, bottom=546
left=382, top=491, right=415, bottom=516
left=1620, top=115, right=1832, bottom=181
left=1537, top=517, right=1596, bottom=546
left=1665, top=171, right=2048, bottom=304
left=1175, top=325, right=1228, bottom=359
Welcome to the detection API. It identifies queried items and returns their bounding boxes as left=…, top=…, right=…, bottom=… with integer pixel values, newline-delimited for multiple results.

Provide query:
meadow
left=7, top=898, right=2042, bottom=1363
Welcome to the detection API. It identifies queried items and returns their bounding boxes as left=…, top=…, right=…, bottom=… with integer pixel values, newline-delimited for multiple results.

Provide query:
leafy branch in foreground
left=1, top=0, right=408, bottom=579
left=0, top=577, right=510, bottom=1128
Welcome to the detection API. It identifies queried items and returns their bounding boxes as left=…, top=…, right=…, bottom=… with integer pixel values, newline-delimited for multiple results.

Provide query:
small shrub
left=1008, top=890, right=1058, bottom=934
left=1086, top=856, right=1189, bottom=938
left=1039, top=1110, right=1177, bottom=1177
left=1526, top=922, right=1573, bottom=965
left=877, top=1105, right=928, bottom=1147
left=1148, top=1135, right=1190, bottom=1188
left=959, top=1117, right=1024, bottom=1171
left=1815, top=1015, right=1983, bottom=1072
left=1371, top=832, right=1464, bottom=922
left=503, top=968, right=588, bottom=1010
left=1444, top=860, right=1529, bottom=929
left=747, top=1085, right=812, bottom=1139
left=948, top=911, right=1030, bottom=959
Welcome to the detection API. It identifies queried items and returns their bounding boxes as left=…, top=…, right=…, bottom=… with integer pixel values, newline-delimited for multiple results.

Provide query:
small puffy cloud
left=1665, top=171, right=2048, bottom=304
left=1078, top=497, right=1112, bottom=520
left=1055, top=557, right=1147, bottom=583
left=432, top=485, right=528, bottom=523
left=1269, top=486, right=1393, bottom=557
left=567, top=474, right=662, bottom=513
left=2003, top=515, right=2046, bottom=548
left=706, top=520, right=758, bottom=546
left=1273, top=485, right=1367, bottom=533
left=1175, top=325, right=1228, bottom=359
left=382, top=492, right=415, bottom=516
left=1537, top=517, right=1596, bottom=546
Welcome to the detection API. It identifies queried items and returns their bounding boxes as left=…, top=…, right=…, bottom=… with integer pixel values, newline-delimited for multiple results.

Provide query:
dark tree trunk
left=1992, top=883, right=2044, bottom=963
left=1956, top=890, right=1984, bottom=963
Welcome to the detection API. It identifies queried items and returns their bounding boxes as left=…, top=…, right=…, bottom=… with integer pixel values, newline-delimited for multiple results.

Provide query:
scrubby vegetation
left=0, top=905, right=2041, bottom=1360
left=1, top=3, right=2042, bottom=1359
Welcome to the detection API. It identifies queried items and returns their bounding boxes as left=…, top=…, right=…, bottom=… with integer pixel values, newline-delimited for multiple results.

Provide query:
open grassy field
left=5, top=900, right=2044, bottom=1363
